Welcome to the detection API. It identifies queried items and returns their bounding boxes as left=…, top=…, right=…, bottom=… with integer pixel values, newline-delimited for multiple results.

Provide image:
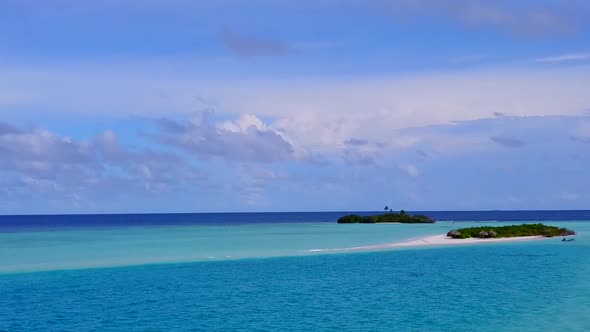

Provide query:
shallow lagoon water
left=0, top=221, right=461, bottom=273
left=1, top=217, right=589, bottom=331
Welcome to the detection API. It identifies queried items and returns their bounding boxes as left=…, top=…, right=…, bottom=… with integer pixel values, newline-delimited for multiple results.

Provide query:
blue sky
left=1, top=0, right=590, bottom=214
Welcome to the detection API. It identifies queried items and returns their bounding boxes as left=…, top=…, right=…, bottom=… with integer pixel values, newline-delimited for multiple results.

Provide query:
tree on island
left=384, top=206, right=395, bottom=214
left=400, top=209, right=406, bottom=216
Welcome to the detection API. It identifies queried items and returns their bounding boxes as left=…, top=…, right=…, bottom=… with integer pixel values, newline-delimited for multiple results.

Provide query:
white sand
left=308, top=234, right=546, bottom=253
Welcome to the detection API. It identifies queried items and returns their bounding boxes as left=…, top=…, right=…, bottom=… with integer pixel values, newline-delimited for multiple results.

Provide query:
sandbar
left=308, top=234, right=546, bottom=253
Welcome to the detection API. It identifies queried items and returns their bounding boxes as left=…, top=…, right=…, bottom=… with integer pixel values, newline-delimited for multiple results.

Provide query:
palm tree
left=384, top=205, right=389, bottom=212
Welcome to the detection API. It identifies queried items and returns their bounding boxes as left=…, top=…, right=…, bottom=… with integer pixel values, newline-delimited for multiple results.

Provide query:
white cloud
left=217, top=114, right=268, bottom=133
left=398, top=164, right=420, bottom=177
left=153, top=113, right=294, bottom=163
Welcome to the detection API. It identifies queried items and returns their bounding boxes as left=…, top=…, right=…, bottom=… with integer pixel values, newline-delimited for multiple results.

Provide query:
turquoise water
left=0, top=222, right=455, bottom=273
left=1, top=220, right=589, bottom=331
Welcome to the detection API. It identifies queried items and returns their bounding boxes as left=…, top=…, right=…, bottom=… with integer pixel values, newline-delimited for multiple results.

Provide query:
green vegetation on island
left=337, top=209, right=435, bottom=224
left=447, top=223, right=575, bottom=239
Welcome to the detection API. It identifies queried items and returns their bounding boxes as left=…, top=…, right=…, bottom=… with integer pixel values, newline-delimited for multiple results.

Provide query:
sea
left=1, top=211, right=589, bottom=331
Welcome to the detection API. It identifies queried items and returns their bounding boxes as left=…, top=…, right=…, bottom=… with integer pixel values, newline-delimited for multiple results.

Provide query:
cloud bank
left=0, top=122, right=204, bottom=203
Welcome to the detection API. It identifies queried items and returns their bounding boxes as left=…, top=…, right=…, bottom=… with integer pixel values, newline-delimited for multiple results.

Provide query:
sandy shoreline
left=308, top=234, right=547, bottom=253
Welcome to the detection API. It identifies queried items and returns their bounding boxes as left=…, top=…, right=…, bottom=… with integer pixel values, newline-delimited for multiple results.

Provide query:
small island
left=446, top=223, right=575, bottom=239
left=337, top=209, right=435, bottom=224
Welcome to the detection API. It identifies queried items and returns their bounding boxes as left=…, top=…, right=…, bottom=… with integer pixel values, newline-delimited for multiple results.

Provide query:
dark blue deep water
left=1, top=210, right=589, bottom=231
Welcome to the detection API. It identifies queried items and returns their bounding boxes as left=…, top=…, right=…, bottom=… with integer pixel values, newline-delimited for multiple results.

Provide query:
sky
left=1, top=0, right=590, bottom=214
